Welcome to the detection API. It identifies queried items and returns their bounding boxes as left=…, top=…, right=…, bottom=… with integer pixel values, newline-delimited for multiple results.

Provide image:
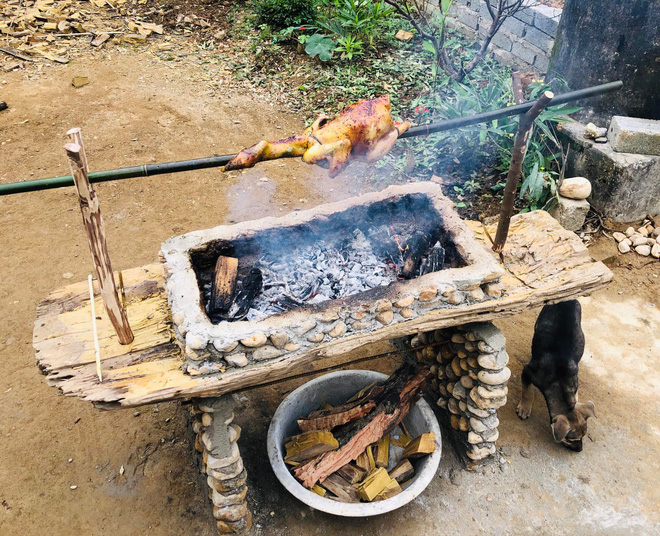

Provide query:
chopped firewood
left=297, top=382, right=383, bottom=432
left=402, top=432, right=436, bottom=459
left=210, top=256, right=238, bottom=313
left=388, top=459, right=415, bottom=484
left=336, top=463, right=366, bottom=484
left=374, top=436, right=390, bottom=468
left=366, top=445, right=376, bottom=470
left=374, top=478, right=402, bottom=501
left=285, top=431, right=339, bottom=463
left=311, top=484, right=326, bottom=497
left=356, top=467, right=392, bottom=501
left=355, top=451, right=370, bottom=472
left=298, top=397, right=378, bottom=433
left=292, top=364, right=431, bottom=488
left=346, top=380, right=379, bottom=403
left=390, top=433, right=411, bottom=448
left=320, top=473, right=360, bottom=503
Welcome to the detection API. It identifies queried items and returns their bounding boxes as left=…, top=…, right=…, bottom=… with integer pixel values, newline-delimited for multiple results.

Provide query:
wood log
left=401, top=432, right=436, bottom=459
left=210, top=256, right=238, bottom=312
left=64, top=129, right=134, bottom=345
left=355, top=468, right=391, bottom=501
left=374, top=436, right=390, bottom=468
left=292, top=364, right=431, bottom=488
left=320, top=473, right=360, bottom=503
left=355, top=451, right=370, bottom=472
left=373, top=478, right=402, bottom=501
left=336, top=463, right=366, bottom=484
left=297, top=395, right=379, bottom=433
left=285, top=431, right=338, bottom=463
left=388, top=459, right=414, bottom=484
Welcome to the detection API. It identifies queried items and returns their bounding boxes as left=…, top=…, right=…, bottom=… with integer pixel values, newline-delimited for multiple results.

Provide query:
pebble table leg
left=191, top=395, right=252, bottom=534
left=411, top=322, right=510, bottom=464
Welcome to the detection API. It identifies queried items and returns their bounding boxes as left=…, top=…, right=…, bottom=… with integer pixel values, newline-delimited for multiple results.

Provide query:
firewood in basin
left=402, top=432, right=436, bottom=459
left=336, top=463, right=366, bottom=484
left=373, top=478, right=402, bottom=501
left=356, top=467, right=393, bottom=501
left=320, top=473, right=360, bottom=503
left=388, top=459, right=415, bottom=484
left=374, top=436, right=390, bottom=468
left=285, top=431, right=339, bottom=463
left=222, top=95, right=411, bottom=178
left=292, top=363, right=431, bottom=488
left=297, top=383, right=383, bottom=433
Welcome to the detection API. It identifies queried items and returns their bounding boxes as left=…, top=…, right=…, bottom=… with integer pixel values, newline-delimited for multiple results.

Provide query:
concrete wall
left=448, top=0, right=561, bottom=72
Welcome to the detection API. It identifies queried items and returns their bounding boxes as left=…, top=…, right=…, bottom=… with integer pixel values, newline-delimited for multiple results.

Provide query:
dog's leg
left=516, top=366, right=535, bottom=419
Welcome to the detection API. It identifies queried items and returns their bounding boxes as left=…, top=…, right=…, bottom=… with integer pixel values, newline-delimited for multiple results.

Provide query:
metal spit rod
left=0, top=81, right=622, bottom=197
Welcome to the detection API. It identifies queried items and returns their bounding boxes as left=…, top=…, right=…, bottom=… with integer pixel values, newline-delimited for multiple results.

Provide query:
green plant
left=335, top=34, right=364, bottom=59
left=305, top=33, right=336, bottom=61
left=254, top=0, right=318, bottom=31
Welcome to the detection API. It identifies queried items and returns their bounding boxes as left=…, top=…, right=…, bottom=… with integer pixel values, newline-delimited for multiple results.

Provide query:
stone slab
left=608, top=116, right=660, bottom=156
left=559, top=121, right=660, bottom=221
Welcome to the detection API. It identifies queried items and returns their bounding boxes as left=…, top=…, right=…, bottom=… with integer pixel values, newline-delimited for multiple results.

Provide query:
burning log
left=291, top=364, right=431, bottom=488
left=417, top=242, right=445, bottom=276
left=225, top=268, right=263, bottom=320
left=210, top=256, right=238, bottom=313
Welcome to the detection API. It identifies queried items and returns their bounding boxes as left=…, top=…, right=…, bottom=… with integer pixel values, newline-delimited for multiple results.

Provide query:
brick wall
left=448, top=0, right=562, bottom=72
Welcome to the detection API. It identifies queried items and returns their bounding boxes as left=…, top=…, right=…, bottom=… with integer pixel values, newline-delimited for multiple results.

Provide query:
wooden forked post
left=64, top=128, right=134, bottom=345
left=492, top=90, right=554, bottom=253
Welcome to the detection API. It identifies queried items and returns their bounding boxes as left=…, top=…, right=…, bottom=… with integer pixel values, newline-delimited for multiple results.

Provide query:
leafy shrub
left=254, top=0, right=318, bottom=31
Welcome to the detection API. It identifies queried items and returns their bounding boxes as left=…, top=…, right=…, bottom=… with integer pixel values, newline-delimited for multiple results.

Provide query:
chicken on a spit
left=222, top=94, right=411, bottom=178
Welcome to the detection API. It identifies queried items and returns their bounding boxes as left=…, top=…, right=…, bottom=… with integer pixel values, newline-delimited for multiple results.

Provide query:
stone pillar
left=190, top=396, right=252, bottom=535
left=412, top=322, right=509, bottom=464
left=547, top=0, right=660, bottom=124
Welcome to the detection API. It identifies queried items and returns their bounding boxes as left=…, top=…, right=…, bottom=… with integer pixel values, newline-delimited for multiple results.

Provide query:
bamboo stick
left=492, top=90, right=554, bottom=253
left=88, top=274, right=103, bottom=382
left=65, top=128, right=134, bottom=344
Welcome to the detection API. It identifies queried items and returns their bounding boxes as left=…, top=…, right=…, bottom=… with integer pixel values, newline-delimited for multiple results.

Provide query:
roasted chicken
left=222, top=95, right=411, bottom=178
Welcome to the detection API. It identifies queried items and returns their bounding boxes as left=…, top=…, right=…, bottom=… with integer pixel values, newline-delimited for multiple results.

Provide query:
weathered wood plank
left=33, top=211, right=613, bottom=409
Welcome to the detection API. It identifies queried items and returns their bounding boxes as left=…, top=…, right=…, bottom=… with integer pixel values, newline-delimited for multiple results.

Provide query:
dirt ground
left=1, top=50, right=659, bottom=536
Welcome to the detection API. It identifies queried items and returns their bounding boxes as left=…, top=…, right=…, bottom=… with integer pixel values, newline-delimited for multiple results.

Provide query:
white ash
left=203, top=229, right=403, bottom=320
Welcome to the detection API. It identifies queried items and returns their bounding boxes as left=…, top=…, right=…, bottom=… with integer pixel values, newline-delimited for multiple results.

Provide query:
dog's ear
left=551, top=415, right=571, bottom=442
left=576, top=401, right=596, bottom=419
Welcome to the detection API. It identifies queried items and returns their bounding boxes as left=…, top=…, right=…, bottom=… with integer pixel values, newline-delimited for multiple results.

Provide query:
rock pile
left=549, top=177, right=592, bottom=232
left=612, top=217, right=660, bottom=258
left=411, top=322, right=510, bottom=462
left=190, top=397, right=252, bottom=535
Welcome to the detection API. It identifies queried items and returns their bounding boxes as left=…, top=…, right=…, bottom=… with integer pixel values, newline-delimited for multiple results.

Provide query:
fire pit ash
left=160, top=184, right=504, bottom=376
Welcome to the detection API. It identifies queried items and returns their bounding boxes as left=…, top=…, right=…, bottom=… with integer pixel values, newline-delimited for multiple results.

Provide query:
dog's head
left=551, top=401, right=596, bottom=452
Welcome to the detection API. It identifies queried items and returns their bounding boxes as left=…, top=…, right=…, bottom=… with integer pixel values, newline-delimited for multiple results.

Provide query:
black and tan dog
left=516, top=300, right=596, bottom=451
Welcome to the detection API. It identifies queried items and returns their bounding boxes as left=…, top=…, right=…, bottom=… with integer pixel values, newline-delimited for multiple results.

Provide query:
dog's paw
left=516, top=402, right=532, bottom=420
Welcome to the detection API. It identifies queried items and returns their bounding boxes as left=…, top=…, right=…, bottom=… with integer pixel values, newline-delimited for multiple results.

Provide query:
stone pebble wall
left=448, top=0, right=562, bottom=72
left=190, top=398, right=252, bottom=535
left=179, top=280, right=504, bottom=376
left=412, top=322, right=510, bottom=462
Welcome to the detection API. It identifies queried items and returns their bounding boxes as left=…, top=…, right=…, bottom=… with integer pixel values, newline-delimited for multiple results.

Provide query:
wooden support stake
left=492, top=90, right=554, bottom=253
left=65, top=128, right=134, bottom=344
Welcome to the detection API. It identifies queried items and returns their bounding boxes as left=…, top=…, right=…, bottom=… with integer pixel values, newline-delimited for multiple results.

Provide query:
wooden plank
left=33, top=211, right=613, bottom=409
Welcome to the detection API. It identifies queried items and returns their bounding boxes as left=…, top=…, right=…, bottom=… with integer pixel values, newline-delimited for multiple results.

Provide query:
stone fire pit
left=160, top=183, right=504, bottom=376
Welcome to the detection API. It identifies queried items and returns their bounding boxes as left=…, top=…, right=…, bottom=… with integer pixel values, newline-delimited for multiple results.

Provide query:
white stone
left=240, top=332, right=267, bottom=348
left=468, top=431, right=484, bottom=444
left=252, top=346, right=282, bottom=360
left=478, top=367, right=511, bottom=385
left=460, top=375, right=474, bottom=389
left=653, top=227, right=660, bottom=237
left=224, top=353, right=248, bottom=367
left=477, top=351, right=508, bottom=370
left=466, top=444, right=496, bottom=460
left=477, top=385, right=508, bottom=399
left=652, top=244, right=660, bottom=258
left=584, top=123, right=607, bottom=139
left=470, top=417, right=487, bottom=433
left=269, top=331, right=290, bottom=349
left=624, top=226, right=635, bottom=237
left=637, top=226, right=649, bottom=237
left=452, top=383, right=466, bottom=400
left=612, top=232, right=626, bottom=243
left=186, top=333, right=208, bottom=350
left=635, top=245, right=651, bottom=256
left=631, top=235, right=647, bottom=247
left=618, top=241, right=631, bottom=254
left=558, top=177, right=592, bottom=200
left=213, top=339, right=238, bottom=353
